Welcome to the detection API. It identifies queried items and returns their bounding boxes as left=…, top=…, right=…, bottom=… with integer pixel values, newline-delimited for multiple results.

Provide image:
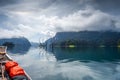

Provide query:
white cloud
left=53, top=8, right=116, bottom=32
left=0, top=0, right=120, bottom=42
left=1, top=7, right=120, bottom=42
left=0, top=28, right=23, bottom=38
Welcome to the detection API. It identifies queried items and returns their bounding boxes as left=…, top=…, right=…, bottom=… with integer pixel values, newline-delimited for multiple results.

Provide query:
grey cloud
left=53, top=8, right=118, bottom=32
left=54, top=26, right=64, bottom=32
left=0, top=14, right=8, bottom=22
left=41, top=0, right=92, bottom=16
left=93, top=0, right=120, bottom=15
left=21, top=0, right=56, bottom=9
left=0, top=0, right=19, bottom=7
left=0, top=12, right=19, bottom=30
left=0, top=0, right=92, bottom=17
left=0, top=0, right=120, bottom=16
left=0, top=14, right=11, bottom=30
left=0, top=0, right=120, bottom=42
left=0, top=0, right=56, bottom=13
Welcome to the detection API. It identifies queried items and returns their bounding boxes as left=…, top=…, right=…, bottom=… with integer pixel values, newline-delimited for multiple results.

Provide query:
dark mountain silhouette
left=0, top=37, right=31, bottom=54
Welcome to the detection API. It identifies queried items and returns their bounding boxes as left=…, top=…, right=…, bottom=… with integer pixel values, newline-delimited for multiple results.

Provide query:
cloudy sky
left=0, top=0, right=120, bottom=42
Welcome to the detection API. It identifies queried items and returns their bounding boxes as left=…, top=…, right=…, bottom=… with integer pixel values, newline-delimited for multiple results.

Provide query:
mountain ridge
left=45, top=31, right=120, bottom=49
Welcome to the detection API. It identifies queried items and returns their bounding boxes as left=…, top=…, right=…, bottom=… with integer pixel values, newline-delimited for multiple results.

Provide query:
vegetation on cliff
left=45, top=31, right=120, bottom=48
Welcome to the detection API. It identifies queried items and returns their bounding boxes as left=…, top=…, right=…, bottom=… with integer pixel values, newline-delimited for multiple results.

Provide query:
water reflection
left=7, top=47, right=120, bottom=80
left=49, top=47, right=120, bottom=62
left=7, top=45, right=31, bottom=54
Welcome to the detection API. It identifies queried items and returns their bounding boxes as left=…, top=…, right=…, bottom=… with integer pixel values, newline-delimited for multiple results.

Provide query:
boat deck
left=0, top=46, right=11, bottom=80
left=0, top=46, right=32, bottom=80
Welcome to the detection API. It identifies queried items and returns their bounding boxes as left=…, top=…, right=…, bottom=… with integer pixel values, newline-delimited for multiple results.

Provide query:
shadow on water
left=46, top=47, right=120, bottom=62
left=7, top=45, right=31, bottom=54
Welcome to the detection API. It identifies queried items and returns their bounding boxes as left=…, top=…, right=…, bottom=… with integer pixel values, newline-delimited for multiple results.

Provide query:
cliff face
left=54, top=31, right=120, bottom=42
left=0, top=37, right=31, bottom=53
left=45, top=31, right=120, bottom=48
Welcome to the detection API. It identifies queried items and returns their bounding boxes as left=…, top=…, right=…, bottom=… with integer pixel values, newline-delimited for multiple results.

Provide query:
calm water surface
left=7, top=47, right=120, bottom=80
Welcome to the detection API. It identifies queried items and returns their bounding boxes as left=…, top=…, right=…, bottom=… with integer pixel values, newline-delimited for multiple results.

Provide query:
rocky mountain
left=45, top=31, right=120, bottom=48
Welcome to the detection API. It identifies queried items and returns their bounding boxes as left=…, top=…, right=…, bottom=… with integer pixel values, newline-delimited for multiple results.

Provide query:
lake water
left=7, top=47, right=120, bottom=80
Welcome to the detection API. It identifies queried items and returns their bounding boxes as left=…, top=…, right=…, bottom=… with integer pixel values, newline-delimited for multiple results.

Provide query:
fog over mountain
left=0, top=0, right=120, bottom=42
